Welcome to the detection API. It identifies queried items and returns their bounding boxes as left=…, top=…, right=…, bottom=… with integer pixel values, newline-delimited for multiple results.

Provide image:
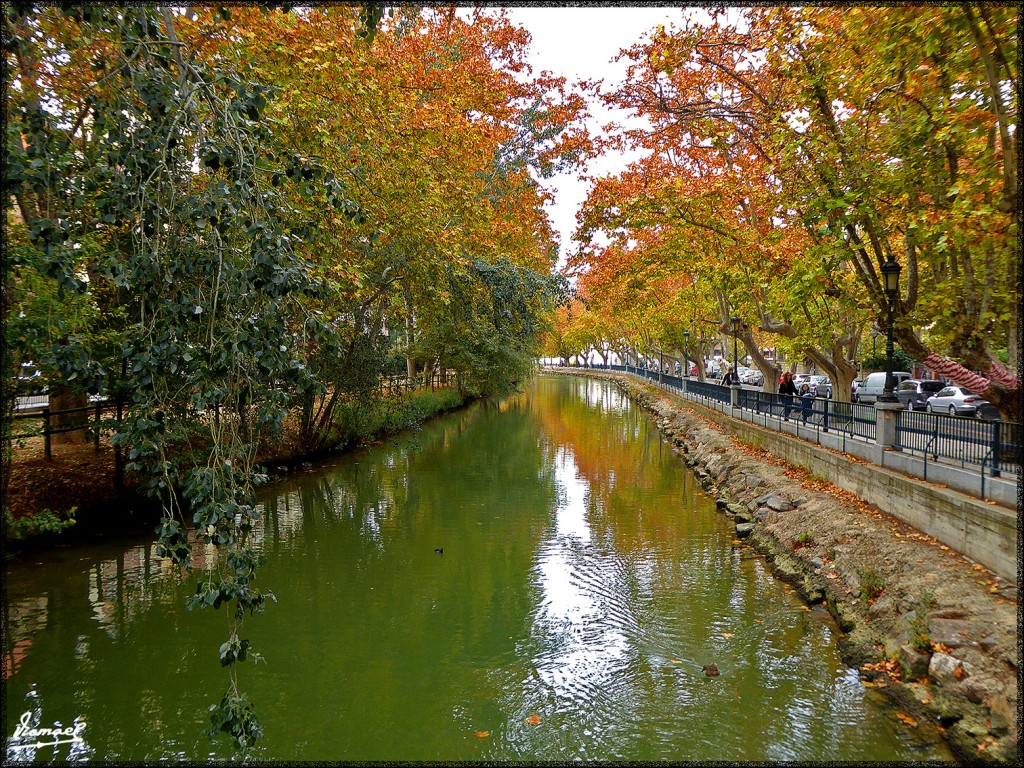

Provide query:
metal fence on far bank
left=557, top=362, right=1019, bottom=480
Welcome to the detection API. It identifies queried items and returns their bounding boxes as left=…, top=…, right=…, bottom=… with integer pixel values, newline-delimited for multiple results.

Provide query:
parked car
left=742, top=369, right=765, bottom=387
left=807, top=375, right=832, bottom=398
left=857, top=371, right=913, bottom=404
left=926, top=386, right=992, bottom=417
left=851, top=378, right=863, bottom=402
left=975, top=402, right=1002, bottom=421
left=896, top=379, right=946, bottom=411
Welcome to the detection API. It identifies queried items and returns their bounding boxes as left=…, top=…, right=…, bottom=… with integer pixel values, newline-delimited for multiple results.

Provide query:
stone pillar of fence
left=875, top=401, right=903, bottom=449
left=730, top=384, right=741, bottom=408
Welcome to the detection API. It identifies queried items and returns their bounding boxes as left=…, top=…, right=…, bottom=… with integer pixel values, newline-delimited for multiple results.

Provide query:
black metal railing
left=559, top=364, right=1016, bottom=479
left=898, top=409, right=1020, bottom=476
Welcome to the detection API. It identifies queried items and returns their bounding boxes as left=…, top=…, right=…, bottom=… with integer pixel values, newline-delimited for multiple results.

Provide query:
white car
left=926, top=386, right=991, bottom=417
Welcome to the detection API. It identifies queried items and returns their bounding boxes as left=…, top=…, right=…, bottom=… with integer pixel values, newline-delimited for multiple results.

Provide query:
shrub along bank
left=3, top=387, right=468, bottom=547
left=552, top=369, right=1019, bottom=765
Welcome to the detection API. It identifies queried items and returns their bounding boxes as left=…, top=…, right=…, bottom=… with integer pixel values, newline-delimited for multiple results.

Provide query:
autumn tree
left=598, top=7, right=1018, bottom=416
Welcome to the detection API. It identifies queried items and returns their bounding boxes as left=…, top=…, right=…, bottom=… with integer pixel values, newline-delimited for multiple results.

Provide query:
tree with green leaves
left=3, top=3, right=371, bottom=747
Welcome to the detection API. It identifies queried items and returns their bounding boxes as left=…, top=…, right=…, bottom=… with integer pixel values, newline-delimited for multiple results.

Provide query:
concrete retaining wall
left=692, top=400, right=1019, bottom=584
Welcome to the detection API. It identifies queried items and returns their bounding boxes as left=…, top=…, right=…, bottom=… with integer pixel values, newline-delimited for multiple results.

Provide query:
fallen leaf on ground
left=474, top=731, right=490, bottom=738
left=670, top=659, right=683, bottom=664
left=896, top=713, right=918, bottom=727
left=722, top=633, right=734, bottom=638
left=525, top=715, right=542, bottom=725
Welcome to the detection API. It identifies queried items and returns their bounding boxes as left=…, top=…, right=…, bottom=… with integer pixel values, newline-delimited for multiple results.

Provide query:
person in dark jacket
left=799, top=383, right=813, bottom=423
left=779, top=371, right=797, bottom=420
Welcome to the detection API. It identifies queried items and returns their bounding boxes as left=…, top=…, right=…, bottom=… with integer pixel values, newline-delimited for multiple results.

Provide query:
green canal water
left=3, top=375, right=956, bottom=762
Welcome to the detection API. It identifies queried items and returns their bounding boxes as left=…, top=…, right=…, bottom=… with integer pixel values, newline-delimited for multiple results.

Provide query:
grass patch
left=857, top=566, right=886, bottom=601
left=329, top=388, right=466, bottom=448
left=907, top=592, right=935, bottom=653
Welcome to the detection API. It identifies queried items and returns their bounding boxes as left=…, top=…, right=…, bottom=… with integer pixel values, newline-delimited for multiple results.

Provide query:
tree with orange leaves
left=593, top=7, right=1017, bottom=417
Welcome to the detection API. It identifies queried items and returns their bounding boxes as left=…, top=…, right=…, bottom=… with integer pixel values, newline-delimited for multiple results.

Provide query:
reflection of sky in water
left=553, top=447, right=590, bottom=543
left=529, top=446, right=635, bottom=705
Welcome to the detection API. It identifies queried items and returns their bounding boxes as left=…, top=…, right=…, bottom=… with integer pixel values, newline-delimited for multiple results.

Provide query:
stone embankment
left=552, top=369, right=1019, bottom=765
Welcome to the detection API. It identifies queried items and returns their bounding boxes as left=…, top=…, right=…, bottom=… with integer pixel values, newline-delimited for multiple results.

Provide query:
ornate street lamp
left=683, top=330, right=690, bottom=378
left=871, top=327, right=880, bottom=363
left=879, top=259, right=902, bottom=403
left=730, top=316, right=741, bottom=385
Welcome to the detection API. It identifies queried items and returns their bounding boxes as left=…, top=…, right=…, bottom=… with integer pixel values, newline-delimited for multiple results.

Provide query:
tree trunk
left=49, top=388, right=89, bottom=445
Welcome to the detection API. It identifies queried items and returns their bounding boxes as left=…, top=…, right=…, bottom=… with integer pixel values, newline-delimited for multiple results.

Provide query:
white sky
left=501, top=5, right=700, bottom=269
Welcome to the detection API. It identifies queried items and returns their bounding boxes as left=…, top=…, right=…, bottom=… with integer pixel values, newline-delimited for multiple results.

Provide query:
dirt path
left=561, top=369, right=1019, bottom=764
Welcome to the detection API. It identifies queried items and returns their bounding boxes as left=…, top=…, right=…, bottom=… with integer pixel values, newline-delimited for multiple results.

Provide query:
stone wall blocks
left=765, top=494, right=795, bottom=512
left=735, top=522, right=755, bottom=538
left=984, top=694, right=1014, bottom=735
left=900, top=644, right=933, bottom=680
left=930, top=652, right=965, bottom=686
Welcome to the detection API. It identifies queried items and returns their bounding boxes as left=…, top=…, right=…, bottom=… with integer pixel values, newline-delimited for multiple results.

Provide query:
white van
left=857, top=371, right=912, bottom=404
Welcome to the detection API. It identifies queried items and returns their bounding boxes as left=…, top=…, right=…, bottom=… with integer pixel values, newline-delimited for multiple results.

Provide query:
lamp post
left=879, top=260, right=902, bottom=403
left=683, top=330, right=690, bottom=378
left=871, top=328, right=880, bottom=364
left=730, top=316, right=741, bottom=384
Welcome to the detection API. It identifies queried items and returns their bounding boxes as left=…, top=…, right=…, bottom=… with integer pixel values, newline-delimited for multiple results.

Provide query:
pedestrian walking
left=779, top=371, right=797, bottom=420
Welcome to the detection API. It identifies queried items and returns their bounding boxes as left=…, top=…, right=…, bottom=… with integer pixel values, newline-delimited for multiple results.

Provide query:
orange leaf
left=670, top=659, right=683, bottom=664
left=722, top=633, right=734, bottom=638
left=474, top=731, right=490, bottom=738
left=525, top=715, right=542, bottom=725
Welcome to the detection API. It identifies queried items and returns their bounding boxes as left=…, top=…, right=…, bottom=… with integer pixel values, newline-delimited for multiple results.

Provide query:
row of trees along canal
left=3, top=5, right=589, bottom=748
left=546, top=6, right=1018, bottom=422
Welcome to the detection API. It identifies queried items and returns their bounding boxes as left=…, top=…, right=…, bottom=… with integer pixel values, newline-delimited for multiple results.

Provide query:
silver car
left=807, top=375, right=832, bottom=398
left=926, top=386, right=991, bottom=417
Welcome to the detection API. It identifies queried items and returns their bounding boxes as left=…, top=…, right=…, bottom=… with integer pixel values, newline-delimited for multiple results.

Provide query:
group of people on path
left=722, top=364, right=816, bottom=424
left=778, top=371, right=813, bottom=423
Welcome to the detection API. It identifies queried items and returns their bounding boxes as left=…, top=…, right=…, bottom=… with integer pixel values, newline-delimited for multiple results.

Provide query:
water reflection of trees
left=1, top=377, right=951, bottom=761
